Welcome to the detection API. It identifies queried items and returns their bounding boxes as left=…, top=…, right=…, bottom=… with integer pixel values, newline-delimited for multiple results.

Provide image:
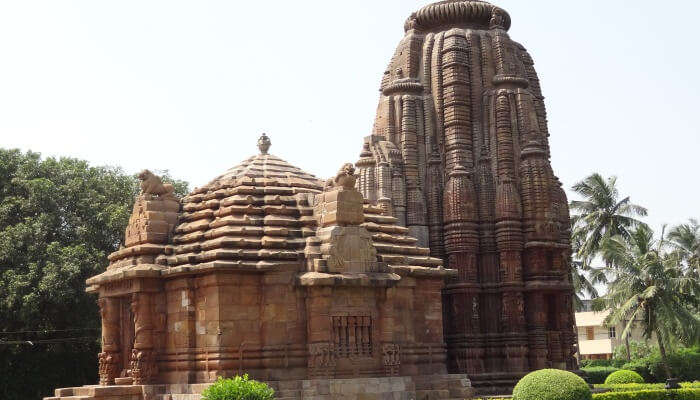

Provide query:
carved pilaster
left=98, top=297, right=121, bottom=385
left=129, top=292, right=157, bottom=384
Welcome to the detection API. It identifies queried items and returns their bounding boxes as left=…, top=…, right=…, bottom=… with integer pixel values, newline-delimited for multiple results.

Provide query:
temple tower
left=354, top=0, right=578, bottom=390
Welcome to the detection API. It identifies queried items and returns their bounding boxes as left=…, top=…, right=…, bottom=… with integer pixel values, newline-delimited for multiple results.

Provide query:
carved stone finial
left=258, top=133, right=271, bottom=155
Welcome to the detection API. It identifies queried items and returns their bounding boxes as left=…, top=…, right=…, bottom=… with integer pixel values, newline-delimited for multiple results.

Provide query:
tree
left=666, top=219, right=700, bottom=280
left=0, top=149, right=188, bottom=400
left=594, top=225, right=700, bottom=379
left=571, top=234, right=602, bottom=311
left=570, top=173, right=648, bottom=264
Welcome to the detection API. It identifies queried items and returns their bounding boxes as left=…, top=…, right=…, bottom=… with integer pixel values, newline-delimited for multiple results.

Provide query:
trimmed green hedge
left=593, top=388, right=700, bottom=400
left=513, top=369, right=592, bottom=400
left=594, top=382, right=700, bottom=392
left=605, top=370, right=645, bottom=384
left=201, top=375, right=274, bottom=400
left=583, top=367, right=621, bottom=384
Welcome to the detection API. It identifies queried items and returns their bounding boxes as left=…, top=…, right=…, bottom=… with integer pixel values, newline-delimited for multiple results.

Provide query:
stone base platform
left=45, top=374, right=473, bottom=400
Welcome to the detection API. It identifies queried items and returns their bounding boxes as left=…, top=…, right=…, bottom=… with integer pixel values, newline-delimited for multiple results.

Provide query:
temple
left=354, top=0, right=577, bottom=392
left=46, top=135, right=472, bottom=400
left=45, top=1, right=577, bottom=399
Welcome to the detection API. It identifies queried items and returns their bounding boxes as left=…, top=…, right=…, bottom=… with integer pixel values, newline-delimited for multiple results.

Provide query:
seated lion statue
left=325, top=163, right=356, bottom=190
left=138, top=170, right=174, bottom=197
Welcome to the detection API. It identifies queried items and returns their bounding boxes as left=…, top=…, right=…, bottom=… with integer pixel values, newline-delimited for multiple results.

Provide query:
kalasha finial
left=257, top=133, right=271, bottom=154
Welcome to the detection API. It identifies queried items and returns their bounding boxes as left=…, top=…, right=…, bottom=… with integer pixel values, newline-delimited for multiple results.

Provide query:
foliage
left=621, top=360, right=654, bottom=383
left=594, top=382, right=700, bottom=391
left=594, top=224, right=700, bottom=378
left=619, top=346, right=700, bottom=382
left=613, top=341, right=656, bottom=361
left=580, top=359, right=627, bottom=368
left=512, top=369, right=592, bottom=400
left=604, top=370, right=645, bottom=384
left=0, top=149, right=188, bottom=400
left=592, top=388, right=700, bottom=400
left=570, top=173, right=648, bottom=265
left=666, top=219, right=700, bottom=280
left=201, top=375, right=274, bottom=400
left=583, top=367, right=621, bottom=384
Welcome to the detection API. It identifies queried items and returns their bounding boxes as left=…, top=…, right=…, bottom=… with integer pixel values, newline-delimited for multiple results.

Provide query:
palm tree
left=570, top=173, right=648, bottom=263
left=594, top=225, right=700, bottom=379
left=570, top=234, right=604, bottom=311
left=666, top=218, right=700, bottom=279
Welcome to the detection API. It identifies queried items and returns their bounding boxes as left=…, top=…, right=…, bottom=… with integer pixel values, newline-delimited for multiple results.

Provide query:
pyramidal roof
left=89, top=134, right=445, bottom=284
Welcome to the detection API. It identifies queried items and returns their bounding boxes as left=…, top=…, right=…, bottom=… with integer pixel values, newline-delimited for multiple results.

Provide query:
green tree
left=594, top=225, right=700, bottom=379
left=0, top=149, right=187, bottom=400
left=666, top=219, right=700, bottom=280
left=570, top=173, right=648, bottom=263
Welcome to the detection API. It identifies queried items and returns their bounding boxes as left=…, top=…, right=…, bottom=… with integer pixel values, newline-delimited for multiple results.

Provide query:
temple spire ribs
left=355, top=0, right=578, bottom=389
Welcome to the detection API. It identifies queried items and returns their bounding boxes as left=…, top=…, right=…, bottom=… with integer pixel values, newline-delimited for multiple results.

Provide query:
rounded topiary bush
left=513, top=369, right=592, bottom=400
left=604, top=369, right=645, bottom=384
left=201, top=375, right=274, bottom=400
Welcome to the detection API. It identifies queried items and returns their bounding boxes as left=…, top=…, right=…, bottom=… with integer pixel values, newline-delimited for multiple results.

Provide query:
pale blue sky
left=1, top=1, right=697, bottom=233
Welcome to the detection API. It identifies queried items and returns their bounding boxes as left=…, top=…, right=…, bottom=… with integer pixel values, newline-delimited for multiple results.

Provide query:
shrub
left=201, top=375, right=274, bottom=400
left=592, top=388, right=700, bottom=400
left=621, top=347, right=700, bottom=382
left=605, top=370, right=645, bottom=384
left=612, top=341, right=657, bottom=360
left=583, top=367, right=620, bottom=384
left=512, top=369, right=592, bottom=400
left=621, top=360, right=653, bottom=383
left=647, top=348, right=700, bottom=382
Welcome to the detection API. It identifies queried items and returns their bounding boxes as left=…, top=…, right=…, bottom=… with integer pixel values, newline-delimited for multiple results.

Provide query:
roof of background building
left=575, top=310, right=611, bottom=327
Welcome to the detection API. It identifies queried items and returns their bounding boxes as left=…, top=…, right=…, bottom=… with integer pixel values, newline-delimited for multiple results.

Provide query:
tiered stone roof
left=87, top=137, right=445, bottom=286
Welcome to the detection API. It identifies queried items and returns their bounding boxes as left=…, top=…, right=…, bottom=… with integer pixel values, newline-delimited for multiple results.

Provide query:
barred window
left=608, top=326, right=616, bottom=338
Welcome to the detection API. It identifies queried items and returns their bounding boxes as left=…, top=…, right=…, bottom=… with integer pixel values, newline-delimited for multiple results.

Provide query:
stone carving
left=354, top=0, right=577, bottom=389
left=97, top=297, right=121, bottom=385
left=328, top=163, right=357, bottom=189
left=128, top=292, right=157, bottom=384
left=308, top=343, right=336, bottom=378
left=98, top=351, right=120, bottom=386
left=332, top=316, right=372, bottom=358
left=382, top=343, right=400, bottom=376
left=257, top=132, right=271, bottom=154
left=138, top=170, right=174, bottom=198
left=129, top=348, right=158, bottom=385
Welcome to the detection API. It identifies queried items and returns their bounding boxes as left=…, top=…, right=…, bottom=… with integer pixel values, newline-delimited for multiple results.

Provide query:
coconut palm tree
left=666, top=218, right=700, bottom=279
left=570, top=173, right=648, bottom=263
left=594, top=225, right=700, bottom=379
left=570, top=234, right=605, bottom=310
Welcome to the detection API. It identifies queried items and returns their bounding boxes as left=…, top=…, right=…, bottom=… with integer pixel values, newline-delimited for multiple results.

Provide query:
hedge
left=594, top=383, right=700, bottom=392
left=583, top=367, right=621, bottom=384
left=592, top=388, right=700, bottom=400
left=605, top=370, right=645, bottom=384
left=513, top=369, right=592, bottom=400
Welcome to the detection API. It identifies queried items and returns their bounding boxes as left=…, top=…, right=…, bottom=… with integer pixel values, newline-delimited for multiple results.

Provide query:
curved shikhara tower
left=355, top=0, right=578, bottom=389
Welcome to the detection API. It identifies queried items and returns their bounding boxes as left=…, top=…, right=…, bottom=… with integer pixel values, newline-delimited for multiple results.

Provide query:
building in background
left=575, top=301, right=649, bottom=360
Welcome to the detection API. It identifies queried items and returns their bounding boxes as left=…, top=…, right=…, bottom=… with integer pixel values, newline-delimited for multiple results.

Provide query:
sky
left=0, top=1, right=698, bottom=234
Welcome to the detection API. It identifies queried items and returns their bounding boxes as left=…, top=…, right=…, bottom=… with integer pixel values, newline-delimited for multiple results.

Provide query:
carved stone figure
left=137, top=170, right=174, bottom=197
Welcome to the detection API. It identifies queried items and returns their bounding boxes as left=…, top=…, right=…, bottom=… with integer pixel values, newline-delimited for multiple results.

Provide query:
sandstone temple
left=46, top=1, right=577, bottom=400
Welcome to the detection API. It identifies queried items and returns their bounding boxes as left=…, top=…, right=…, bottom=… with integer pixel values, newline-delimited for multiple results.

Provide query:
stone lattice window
left=332, top=316, right=372, bottom=358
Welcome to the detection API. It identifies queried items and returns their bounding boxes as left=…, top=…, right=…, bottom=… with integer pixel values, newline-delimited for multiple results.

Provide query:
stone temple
left=46, top=1, right=577, bottom=400
left=355, top=0, right=577, bottom=391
